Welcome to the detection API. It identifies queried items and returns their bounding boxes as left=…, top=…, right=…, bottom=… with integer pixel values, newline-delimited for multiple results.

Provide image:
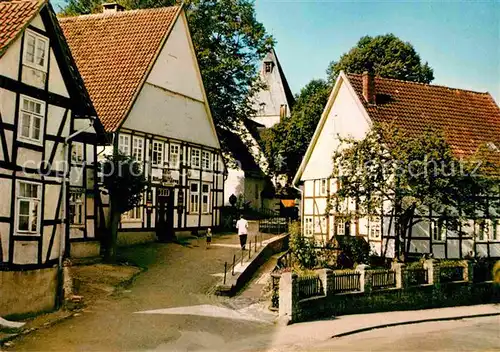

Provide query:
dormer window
left=23, top=29, right=49, bottom=72
left=264, top=61, right=273, bottom=73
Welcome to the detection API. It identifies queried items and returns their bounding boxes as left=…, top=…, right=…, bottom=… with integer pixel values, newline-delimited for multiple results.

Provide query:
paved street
left=296, top=316, right=500, bottom=352
left=5, top=231, right=279, bottom=351
left=4, top=228, right=500, bottom=352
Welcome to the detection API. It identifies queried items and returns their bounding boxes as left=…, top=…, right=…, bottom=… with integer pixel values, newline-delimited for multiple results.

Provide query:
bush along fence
left=278, top=259, right=500, bottom=324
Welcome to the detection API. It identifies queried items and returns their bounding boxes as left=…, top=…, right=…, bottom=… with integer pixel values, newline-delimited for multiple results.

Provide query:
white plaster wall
left=0, top=178, right=12, bottom=218
left=123, top=83, right=218, bottom=148
left=251, top=51, right=291, bottom=128
left=146, top=14, right=203, bottom=102
left=30, top=14, right=44, bottom=30
left=301, top=80, right=370, bottom=181
left=13, top=241, right=38, bottom=264
left=47, top=48, right=69, bottom=98
left=0, top=36, right=21, bottom=80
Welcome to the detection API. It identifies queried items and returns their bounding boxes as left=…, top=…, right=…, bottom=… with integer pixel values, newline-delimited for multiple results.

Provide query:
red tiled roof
left=0, top=0, right=45, bottom=56
left=59, top=6, right=181, bottom=131
left=348, top=73, right=500, bottom=168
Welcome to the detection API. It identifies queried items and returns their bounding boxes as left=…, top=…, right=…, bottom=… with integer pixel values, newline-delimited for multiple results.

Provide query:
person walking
left=205, top=228, right=212, bottom=249
left=235, top=215, right=249, bottom=250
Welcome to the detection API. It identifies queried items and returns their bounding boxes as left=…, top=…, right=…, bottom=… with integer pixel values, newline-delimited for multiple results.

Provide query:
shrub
left=289, top=221, right=318, bottom=269
left=336, top=236, right=370, bottom=268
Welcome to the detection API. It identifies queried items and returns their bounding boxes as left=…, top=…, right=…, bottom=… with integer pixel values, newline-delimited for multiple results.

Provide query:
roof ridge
left=58, top=5, right=179, bottom=21
left=347, top=72, right=490, bottom=96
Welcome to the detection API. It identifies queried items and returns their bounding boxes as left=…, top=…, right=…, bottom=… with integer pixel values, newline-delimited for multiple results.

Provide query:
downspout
left=57, top=117, right=96, bottom=306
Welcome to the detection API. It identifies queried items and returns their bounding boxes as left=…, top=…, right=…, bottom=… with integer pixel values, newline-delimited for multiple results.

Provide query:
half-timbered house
left=60, top=4, right=224, bottom=242
left=293, top=71, right=500, bottom=259
left=0, top=0, right=105, bottom=267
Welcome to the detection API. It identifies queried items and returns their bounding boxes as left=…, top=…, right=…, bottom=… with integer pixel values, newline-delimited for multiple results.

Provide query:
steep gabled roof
left=0, top=0, right=44, bottom=57
left=272, top=48, right=295, bottom=109
left=59, top=6, right=182, bottom=131
left=348, top=73, right=500, bottom=163
left=294, top=71, right=500, bottom=185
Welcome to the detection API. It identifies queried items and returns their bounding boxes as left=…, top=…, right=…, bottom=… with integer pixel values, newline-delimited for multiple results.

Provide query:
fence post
left=318, top=268, right=332, bottom=296
left=279, top=272, right=299, bottom=324
left=391, top=262, right=406, bottom=289
left=356, top=264, right=370, bottom=293
left=232, top=255, right=236, bottom=275
left=424, top=259, right=440, bottom=285
left=462, top=260, right=474, bottom=282
left=223, top=262, right=227, bottom=285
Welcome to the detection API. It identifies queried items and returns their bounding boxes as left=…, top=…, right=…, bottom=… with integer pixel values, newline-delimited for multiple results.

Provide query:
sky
left=254, top=0, right=500, bottom=102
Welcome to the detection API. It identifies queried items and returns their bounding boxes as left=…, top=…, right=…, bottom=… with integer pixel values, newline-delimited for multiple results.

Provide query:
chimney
left=362, top=71, right=376, bottom=104
left=102, top=2, right=125, bottom=13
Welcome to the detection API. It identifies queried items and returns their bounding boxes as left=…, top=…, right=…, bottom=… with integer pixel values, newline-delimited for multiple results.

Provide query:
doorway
left=156, top=187, right=175, bottom=242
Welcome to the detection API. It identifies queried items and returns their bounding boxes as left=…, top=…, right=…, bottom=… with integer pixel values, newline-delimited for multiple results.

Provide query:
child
left=206, top=228, right=212, bottom=249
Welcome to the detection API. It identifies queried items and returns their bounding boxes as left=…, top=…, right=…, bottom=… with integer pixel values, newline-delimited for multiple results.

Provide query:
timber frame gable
left=60, top=5, right=225, bottom=239
left=294, top=71, right=500, bottom=260
left=0, top=0, right=105, bottom=268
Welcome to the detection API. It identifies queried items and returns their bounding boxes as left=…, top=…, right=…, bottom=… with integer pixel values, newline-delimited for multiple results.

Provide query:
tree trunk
left=104, top=205, right=121, bottom=263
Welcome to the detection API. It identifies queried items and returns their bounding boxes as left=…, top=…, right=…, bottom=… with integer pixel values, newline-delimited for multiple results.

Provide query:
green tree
left=331, top=124, right=498, bottom=261
left=261, top=79, right=330, bottom=179
left=61, top=0, right=273, bottom=142
left=100, top=153, right=147, bottom=262
left=327, top=34, right=434, bottom=84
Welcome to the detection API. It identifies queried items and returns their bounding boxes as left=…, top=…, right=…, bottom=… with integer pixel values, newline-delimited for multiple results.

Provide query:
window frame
left=368, top=218, right=381, bottom=240
left=191, top=148, right=201, bottom=168
left=320, top=179, right=327, bottom=196
left=189, top=182, right=200, bottom=214
left=118, top=134, right=130, bottom=155
left=23, top=29, right=49, bottom=72
left=132, top=136, right=144, bottom=163
left=69, top=190, right=85, bottom=227
left=15, top=180, right=42, bottom=235
left=201, top=183, right=210, bottom=214
left=304, top=217, right=313, bottom=236
left=152, top=140, right=164, bottom=167
left=202, top=151, right=211, bottom=170
left=169, top=144, right=180, bottom=169
left=71, top=142, right=84, bottom=163
left=18, top=95, right=45, bottom=145
left=336, top=220, right=345, bottom=236
left=432, top=219, right=447, bottom=242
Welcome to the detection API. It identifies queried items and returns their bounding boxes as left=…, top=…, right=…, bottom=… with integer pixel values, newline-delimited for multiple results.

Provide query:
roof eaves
left=0, top=0, right=47, bottom=58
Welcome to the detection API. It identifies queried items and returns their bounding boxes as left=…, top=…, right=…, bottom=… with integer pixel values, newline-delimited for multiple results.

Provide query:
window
left=320, top=179, right=327, bottom=196
left=191, top=148, right=201, bottom=168
left=23, top=30, right=49, bottom=72
left=432, top=219, right=447, bottom=242
left=475, top=219, right=490, bottom=241
left=264, top=61, right=273, bottom=73
left=492, top=219, right=500, bottom=241
left=202, top=183, right=210, bottom=213
left=304, top=217, right=313, bottom=236
left=71, top=143, right=83, bottom=163
left=202, top=151, right=211, bottom=170
left=132, top=137, right=144, bottom=162
left=152, top=141, right=164, bottom=166
left=189, top=183, right=199, bottom=213
left=336, top=220, right=345, bottom=235
left=118, top=134, right=130, bottom=155
left=369, top=219, right=381, bottom=240
left=19, top=96, right=44, bottom=144
left=69, top=191, right=84, bottom=226
left=279, top=104, right=287, bottom=119
left=16, top=181, right=41, bottom=234
left=170, top=144, right=180, bottom=168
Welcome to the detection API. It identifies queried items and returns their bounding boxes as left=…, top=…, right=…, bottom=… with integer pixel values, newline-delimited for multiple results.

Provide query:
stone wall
left=0, top=267, right=58, bottom=318
left=279, top=259, right=500, bottom=324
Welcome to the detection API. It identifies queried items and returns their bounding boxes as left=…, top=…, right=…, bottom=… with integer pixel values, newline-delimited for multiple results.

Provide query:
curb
left=331, top=312, right=500, bottom=339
